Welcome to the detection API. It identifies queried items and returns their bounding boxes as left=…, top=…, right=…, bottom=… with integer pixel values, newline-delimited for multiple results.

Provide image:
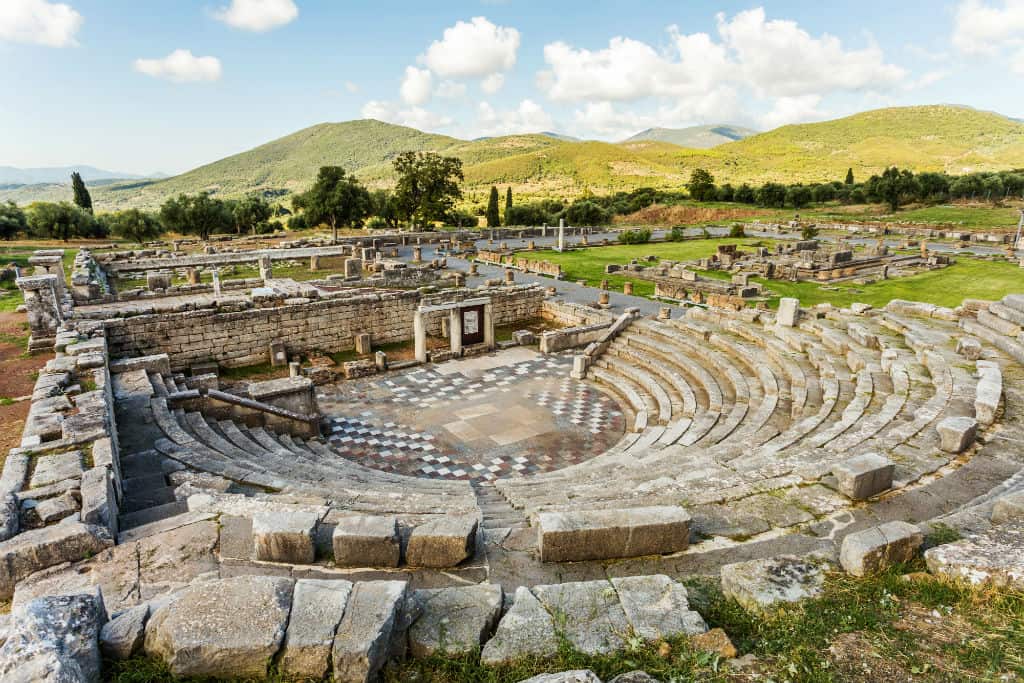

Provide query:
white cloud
left=475, top=100, right=554, bottom=137
left=361, top=100, right=453, bottom=131
left=539, top=7, right=905, bottom=109
left=344, top=81, right=360, bottom=94
left=758, top=95, right=825, bottom=130
left=572, top=89, right=743, bottom=140
left=422, top=16, right=519, bottom=78
left=481, top=73, right=505, bottom=94
left=1015, top=48, right=1024, bottom=73
left=0, top=0, right=83, bottom=47
left=134, top=49, right=223, bottom=83
left=400, top=66, right=432, bottom=105
left=213, top=0, right=298, bottom=32
left=435, top=80, right=467, bottom=99
left=953, top=0, right=1024, bottom=54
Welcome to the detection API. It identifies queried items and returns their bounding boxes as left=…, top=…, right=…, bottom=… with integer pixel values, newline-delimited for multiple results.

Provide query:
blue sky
left=1, top=0, right=1022, bottom=175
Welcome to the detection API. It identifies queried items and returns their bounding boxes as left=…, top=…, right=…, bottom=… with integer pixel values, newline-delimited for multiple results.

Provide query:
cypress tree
left=845, top=168, right=854, bottom=185
left=71, top=172, right=93, bottom=212
left=486, top=186, right=500, bottom=227
left=504, top=186, right=512, bottom=225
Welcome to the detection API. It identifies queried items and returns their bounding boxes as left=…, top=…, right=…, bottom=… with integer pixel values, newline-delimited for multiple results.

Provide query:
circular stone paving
left=316, top=348, right=625, bottom=481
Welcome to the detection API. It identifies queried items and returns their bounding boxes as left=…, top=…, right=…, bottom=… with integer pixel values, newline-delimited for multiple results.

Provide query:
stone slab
left=408, top=584, right=502, bottom=658
left=331, top=580, right=408, bottom=683
left=538, top=506, right=690, bottom=562
left=839, top=521, right=923, bottom=577
left=280, top=579, right=353, bottom=680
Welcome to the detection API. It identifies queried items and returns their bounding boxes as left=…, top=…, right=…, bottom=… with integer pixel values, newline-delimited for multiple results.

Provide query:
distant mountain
left=0, top=165, right=154, bottom=185
left=540, top=131, right=580, bottom=142
left=4, top=105, right=1022, bottom=210
left=623, top=125, right=758, bottom=148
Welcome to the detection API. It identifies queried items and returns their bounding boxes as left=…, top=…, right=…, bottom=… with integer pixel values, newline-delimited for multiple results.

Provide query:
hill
left=0, top=164, right=155, bottom=185
left=7, top=105, right=1022, bottom=211
left=623, top=125, right=757, bottom=148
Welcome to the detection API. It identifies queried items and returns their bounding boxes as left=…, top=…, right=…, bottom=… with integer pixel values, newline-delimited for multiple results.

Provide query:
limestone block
left=538, top=506, right=690, bottom=562
left=354, top=333, right=372, bottom=355
left=407, top=584, right=502, bottom=657
left=975, top=361, right=1002, bottom=426
left=480, top=586, right=559, bottom=665
left=269, top=341, right=287, bottom=367
left=144, top=575, right=294, bottom=679
left=100, top=603, right=149, bottom=660
left=0, top=522, right=111, bottom=600
left=956, top=336, right=983, bottom=360
left=0, top=589, right=107, bottom=683
left=331, top=580, right=408, bottom=683
left=720, top=555, right=829, bottom=615
left=777, top=297, right=800, bottom=327
left=332, top=515, right=400, bottom=567
left=839, top=521, right=923, bottom=577
left=20, top=490, right=80, bottom=528
left=992, top=491, right=1024, bottom=525
left=924, top=523, right=1024, bottom=590
left=532, top=580, right=630, bottom=655
left=406, top=515, right=478, bottom=568
left=280, top=579, right=353, bottom=680
left=29, top=451, right=84, bottom=489
left=611, top=574, right=706, bottom=640
left=252, top=511, right=317, bottom=564
left=937, top=416, right=977, bottom=454
left=518, top=672, right=603, bottom=683
left=832, top=453, right=894, bottom=500
left=79, top=466, right=117, bottom=538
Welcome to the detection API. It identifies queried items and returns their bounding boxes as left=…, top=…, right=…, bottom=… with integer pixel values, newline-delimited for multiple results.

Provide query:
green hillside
left=623, top=124, right=758, bottom=148
left=12, top=105, right=1021, bottom=211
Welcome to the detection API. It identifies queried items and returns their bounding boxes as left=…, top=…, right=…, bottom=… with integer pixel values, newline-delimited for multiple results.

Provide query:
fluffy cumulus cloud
left=475, top=99, right=554, bottom=137
left=213, top=0, right=298, bottom=32
left=573, top=88, right=742, bottom=139
left=134, top=49, right=223, bottom=83
left=422, top=16, right=520, bottom=79
left=0, top=0, right=83, bottom=47
left=435, top=80, right=468, bottom=99
left=953, top=0, right=1024, bottom=75
left=400, top=66, right=433, bottom=106
left=361, top=100, right=453, bottom=131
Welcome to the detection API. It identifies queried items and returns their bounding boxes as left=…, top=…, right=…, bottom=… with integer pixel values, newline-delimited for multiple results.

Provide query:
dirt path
left=0, top=311, right=50, bottom=455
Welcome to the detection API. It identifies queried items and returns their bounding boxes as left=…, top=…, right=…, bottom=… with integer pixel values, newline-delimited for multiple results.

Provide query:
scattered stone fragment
left=992, top=490, right=1024, bottom=525
left=252, top=510, right=317, bottom=564
left=100, top=603, right=149, bottom=660
left=832, top=453, right=894, bottom=500
left=608, top=672, right=661, bottom=683
left=956, top=336, right=982, bottom=360
left=839, top=521, right=923, bottom=577
left=331, top=580, right=408, bottom=683
left=690, top=628, right=737, bottom=659
left=406, top=515, right=477, bottom=567
left=924, top=523, right=1024, bottom=590
left=280, top=579, right=353, bottom=681
left=937, top=416, right=978, bottom=453
left=144, top=575, right=294, bottom=679
left=332, top=515, right=400, bottom=567
left=518, top=671, right=603, bottom=683
left=532, top=580, right=630, bottom=655
left=481, top=586, right=558, bottom=665
left=408, top=584, right=502, bottom=657
left=720, top=555, right=829, bottom=615
left=610, top=574, right=706, bottom=640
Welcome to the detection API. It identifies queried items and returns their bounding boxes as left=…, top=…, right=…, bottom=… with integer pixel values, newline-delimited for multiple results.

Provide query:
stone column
left=557, top=219, right=565, bottom=252
left=258, top=255, right=273, bottom=281
left=598, top=291, right=610, bottom=306
left=483, top=303, right=495, bottom=350
left=212, top=268, right=222, bottom=296
left=623, top=282, right=633, bottom=295
left=16, top=275, right=62, bottom=352
left=504, top=269, right=515, bottom=284
left=449, top=308, right=463, bottom=356
left=658, top=306, right=671, bottom=320
left=29, top=253, right=65, bottom=300
left=186, top=267, right=199, bottom=285
left=528, top=240, right=535, bottom=250
left=414, top=310, right=427, bottom=363
left=344, top=258, right=362, bottom=279
left=413, top=247, right=422, bottom=263
left=310, top=254, right=320, bottom=271
left=469, top=263, right=478, bottom=276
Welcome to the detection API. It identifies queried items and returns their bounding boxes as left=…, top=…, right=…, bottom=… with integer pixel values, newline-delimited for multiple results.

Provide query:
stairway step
left=122, top=485, right=177, bottom=512
left=120, top=451, right=164, bottom=478
left=119, top=500, right=189, bottom=530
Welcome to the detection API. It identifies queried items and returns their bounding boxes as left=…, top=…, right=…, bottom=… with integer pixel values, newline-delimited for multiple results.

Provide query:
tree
left=874, top=167, right=919, bottom=212
left=801, top=225, right=820, bottom=240
left=845, top=168, right=855, bottom=185
left=70, top=172, right=93, bottom=212
left=291, top=166, right=371, bottom=242
left=811, top=183, right=835, bottom=203
left=716, top=183, right=735, bottom=202
left=504, top=186, right=513, bottom=225
left=785, top=185, right=812, bottom=209
left=505, top=203, right=554, bottom=226
left=687, top=168, right=716, bottom=201
left=159, top=193, right=233, bottom=241
left=0, top=201, right=28, bottom=240
left=756, top=183, right=787, bottom=208
left=734, top=184, right=756, bottom=204
left=370, top=190, right=401, bottom=230
left=486, top=186, right=501, bottom=228
left=564, top=200, right=610, bottom=226
left=27, top=202, right=94, bottom=241
left=231, top=194, right=273, bottom=235
left=107, top=209, right=162, bottom=244
left=983, top=175, right=1005, bottom=205
left=917, top=172, right=950, bottom=202
left=392, top=151, right=464, bottom=228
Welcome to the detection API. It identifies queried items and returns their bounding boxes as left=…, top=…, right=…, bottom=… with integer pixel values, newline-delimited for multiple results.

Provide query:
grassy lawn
left=532, top=241, right=1023, bottom=309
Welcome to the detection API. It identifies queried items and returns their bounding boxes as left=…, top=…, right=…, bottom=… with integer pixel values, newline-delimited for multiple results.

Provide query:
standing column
left=483, top=303, right=495, bottom=350
left=16, top=275, right=62, bottom=352
left=557, top=219, right=565, bottom=252
left=449, top=308, right=463, bottom=356
left=414, top=310, right=427, bottom=363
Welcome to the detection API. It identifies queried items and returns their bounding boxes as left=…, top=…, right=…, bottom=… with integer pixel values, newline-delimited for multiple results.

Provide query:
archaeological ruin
left=1, top=233, right=1023, bottom=682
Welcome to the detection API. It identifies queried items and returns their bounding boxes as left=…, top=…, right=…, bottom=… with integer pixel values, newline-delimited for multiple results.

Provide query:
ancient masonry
left=1, top=239, right=1023, bottom=682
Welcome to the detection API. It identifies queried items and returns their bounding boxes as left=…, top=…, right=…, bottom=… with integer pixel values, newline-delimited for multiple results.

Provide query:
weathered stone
left=720, top=555, right=829, bottom=615
left=956, top=336, right=982, bottom=360
left=518, top=671, right=603, bottom=683
left=252, top=510, right=317, bottom=564
left=406, top=515, right=477, bottom=568
left=0, top=522, right=111, bottom=600
left=79, top=466, right=117, bottom=538
left=481, top=586, right=558, bottom=665
left=21, top=490, right=80, bottom=528
left=992, top=490, right=1024, bottom=525
left=839, top=521, right=923, bottom=577
left=832, top=453, right=894, bottom=500
left=690, top=628, right=737, bottom=659
left=937, top=416, right=977, bottom=453
left=532, top=580, right=630, bottom=655
left=280, top=579, right=353, bottom=680
left=144, top=575, right=294, bottom=678
left=611, top=575, right=706, bottom=640
left=100, top=603, right=149, bottom=660
left=538, top=506, right=690, bottom=562
left=408, top=584, right=502, bottom=657
left=0, top=589, right=106, bottom=683
left=924, top=523, right=1024, bottom=589
left=332, top=515, right=400, bottom=567
left=29, top=451, right=84, bottom=489
left=777, top=297, right=800, bottom=327
left=332, top=580, right=408, bottom=683
left=354, top=333, right=372, bottom=355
